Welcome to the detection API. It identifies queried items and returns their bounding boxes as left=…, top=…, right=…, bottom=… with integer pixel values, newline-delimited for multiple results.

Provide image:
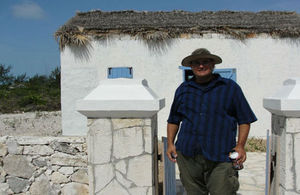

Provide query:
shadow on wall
left=69, top=43, right=92, bottom=62
left=141, top=37, right=177, bottom=55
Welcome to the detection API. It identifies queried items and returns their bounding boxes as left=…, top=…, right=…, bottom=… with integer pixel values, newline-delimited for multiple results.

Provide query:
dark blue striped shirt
left=167, top=74, right=257, bottom=162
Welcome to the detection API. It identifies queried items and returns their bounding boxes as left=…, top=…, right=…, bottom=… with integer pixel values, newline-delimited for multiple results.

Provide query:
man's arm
left=166, top=123, right=179, bottom=162
left=233, top=123, right=250, bottom=164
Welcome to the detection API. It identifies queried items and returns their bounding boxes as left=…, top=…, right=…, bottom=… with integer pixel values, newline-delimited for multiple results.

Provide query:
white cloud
left=12, top=1, right=45, bottom=20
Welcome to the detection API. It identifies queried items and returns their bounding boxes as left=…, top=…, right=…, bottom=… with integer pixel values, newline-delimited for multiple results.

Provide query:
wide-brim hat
left=181, top=48, right=222, bottom=66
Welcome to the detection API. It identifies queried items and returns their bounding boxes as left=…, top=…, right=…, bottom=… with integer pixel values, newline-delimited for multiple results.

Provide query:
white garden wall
left=0, top=112, right=61, bottom=136
left=0, top=136, right=88, bottom=194
left=61, top=34, right=300, bottom=138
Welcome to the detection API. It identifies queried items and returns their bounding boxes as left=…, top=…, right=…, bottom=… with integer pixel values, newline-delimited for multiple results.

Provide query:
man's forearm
left=167, top=123, right=179, bottom=145
left=237, top=123, right=250, bottom=147
left=234, top=123, right=250, bottom=163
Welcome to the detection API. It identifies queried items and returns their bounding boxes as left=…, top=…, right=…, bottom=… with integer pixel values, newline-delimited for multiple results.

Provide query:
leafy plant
left=0, top=64, right=14, bottom=86
left=0, top=64, right=61, bottom=113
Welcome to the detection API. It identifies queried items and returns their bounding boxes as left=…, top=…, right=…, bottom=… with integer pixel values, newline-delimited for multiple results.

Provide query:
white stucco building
left=55, top=10, right=300, bottom=138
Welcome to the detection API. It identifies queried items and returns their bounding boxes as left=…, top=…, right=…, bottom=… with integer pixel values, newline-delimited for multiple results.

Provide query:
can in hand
left=229, top=150, right=244, bottom=170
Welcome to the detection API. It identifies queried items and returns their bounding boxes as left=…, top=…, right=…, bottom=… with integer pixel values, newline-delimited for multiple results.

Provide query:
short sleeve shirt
left=167, top=74, right=257, bottom=162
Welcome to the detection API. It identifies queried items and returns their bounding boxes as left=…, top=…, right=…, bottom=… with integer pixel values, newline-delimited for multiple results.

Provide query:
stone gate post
left=76, top=79, right=165, bottom=195
left=263, top=78, right=300, bottom=195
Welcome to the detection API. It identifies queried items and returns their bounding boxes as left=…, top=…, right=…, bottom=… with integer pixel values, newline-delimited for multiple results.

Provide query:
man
left=167, top=48, right=257, bottom=195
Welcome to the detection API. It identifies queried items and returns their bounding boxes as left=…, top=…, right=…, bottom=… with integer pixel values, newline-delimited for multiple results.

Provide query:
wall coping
left=263, top=77, right=300, bottom=117
left=76, top=78, right=165, bottom=118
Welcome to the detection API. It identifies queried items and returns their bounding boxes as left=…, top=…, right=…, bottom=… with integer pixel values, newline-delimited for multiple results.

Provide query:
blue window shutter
left=213, top=68, right=236, bottom=81
left=108, top=67, right=133, bottom=79
left=179, top=66, right=237, bottom=82
left=179, top=66, right=193, bottom=81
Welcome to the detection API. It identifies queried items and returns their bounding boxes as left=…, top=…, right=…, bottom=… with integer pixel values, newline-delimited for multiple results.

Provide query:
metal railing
left=265, top=129, right=270, bottom=195
left=162, top=137, right=176, bottom=195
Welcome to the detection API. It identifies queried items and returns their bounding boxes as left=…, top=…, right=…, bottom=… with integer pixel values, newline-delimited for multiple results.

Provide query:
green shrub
left=19, top=94, right=46, bottom=106
left=0, top=64, right=61, bottom=113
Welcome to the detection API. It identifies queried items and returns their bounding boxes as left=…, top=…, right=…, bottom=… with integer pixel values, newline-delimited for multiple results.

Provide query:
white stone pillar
left=263, top=78, right=300, bottom=195
left=77, top=79, right=165, bottom=195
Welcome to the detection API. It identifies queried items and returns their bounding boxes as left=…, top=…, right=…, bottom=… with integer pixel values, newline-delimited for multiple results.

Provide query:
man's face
left=190, top=59, right=215, bottom=78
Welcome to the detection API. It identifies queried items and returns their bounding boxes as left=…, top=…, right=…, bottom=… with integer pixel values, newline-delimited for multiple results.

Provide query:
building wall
left=61, top=34, right=300, bottom=138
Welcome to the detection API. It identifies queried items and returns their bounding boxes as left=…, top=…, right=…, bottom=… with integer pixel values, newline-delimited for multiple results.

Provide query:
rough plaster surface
left=76, top=78, right=165, bottom=118
left=61, top=35, right=300, bottom=138
left=61, top=67, right=99, bottom=135
left=264, top=77, right=300, bottom=117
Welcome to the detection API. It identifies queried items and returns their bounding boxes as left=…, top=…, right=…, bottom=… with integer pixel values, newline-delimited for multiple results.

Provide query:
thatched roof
left=55, top=10, right=300, bottom=50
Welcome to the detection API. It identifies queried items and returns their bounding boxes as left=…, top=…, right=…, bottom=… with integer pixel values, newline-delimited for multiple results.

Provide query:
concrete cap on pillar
left=76, top=78, right=165, bottom=118
left=263, top=78, right=300, bottom=117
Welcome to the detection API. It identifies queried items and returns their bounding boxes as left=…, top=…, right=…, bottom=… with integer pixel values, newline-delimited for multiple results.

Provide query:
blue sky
left=1, top=0, right=300, bottom=77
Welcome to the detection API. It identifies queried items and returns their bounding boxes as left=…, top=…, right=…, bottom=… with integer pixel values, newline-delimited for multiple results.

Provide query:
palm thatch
left=55, top=10, right=300, bottom=50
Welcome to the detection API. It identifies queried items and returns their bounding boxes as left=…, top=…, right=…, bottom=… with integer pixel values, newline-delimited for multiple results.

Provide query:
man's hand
left=233, top=123, right=250, bottom=164
left=167, top=123, right=179, bottom=163
left=233, top=144, right=246, bottom=164
left=167, top=143, right=177, bottom=163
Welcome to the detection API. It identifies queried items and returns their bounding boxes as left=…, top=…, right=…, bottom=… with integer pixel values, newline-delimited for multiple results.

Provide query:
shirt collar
left=187, top=74, right=228, bottom=90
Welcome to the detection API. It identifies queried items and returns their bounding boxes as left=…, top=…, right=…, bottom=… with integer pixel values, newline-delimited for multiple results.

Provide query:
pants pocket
left=228, top=167, right=239, bottom=192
